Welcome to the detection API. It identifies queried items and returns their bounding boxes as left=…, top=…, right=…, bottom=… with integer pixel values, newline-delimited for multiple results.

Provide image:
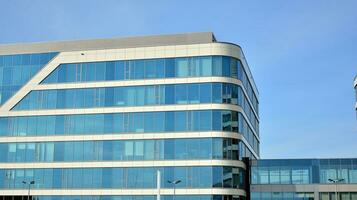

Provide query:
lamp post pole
left=22, top=181, right=35, bottom=200
left=328, top=178, right=344, bottom=200
left=167, top=180, right=181, bottom=200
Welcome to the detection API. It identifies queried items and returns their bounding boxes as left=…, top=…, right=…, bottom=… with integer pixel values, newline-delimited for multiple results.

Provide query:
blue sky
left=0, top=0, right=356, bottom=158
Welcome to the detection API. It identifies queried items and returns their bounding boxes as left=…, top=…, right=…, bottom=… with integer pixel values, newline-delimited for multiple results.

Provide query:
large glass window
left=0, top=110, right=259, bottom=157
left=251, top=159, right=357, bottom=185
left=0, top=138, right=246, bottom=163
left=0, top=52, right=58, bottom=105
left=41, top=56, right=258, bottom=113
left=0, top=166, right=244, bottom=190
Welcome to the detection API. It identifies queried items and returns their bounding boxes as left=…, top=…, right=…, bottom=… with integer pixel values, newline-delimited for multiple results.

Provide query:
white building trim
left=0, top=159, right=246, bottom=169
left=0, top=131, right=241, bottom=143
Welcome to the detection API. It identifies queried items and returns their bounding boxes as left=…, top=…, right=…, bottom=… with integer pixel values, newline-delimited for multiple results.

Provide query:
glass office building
left=250, top=159, right=357, bottom=200
left=0, top=32, right=260, bottom=200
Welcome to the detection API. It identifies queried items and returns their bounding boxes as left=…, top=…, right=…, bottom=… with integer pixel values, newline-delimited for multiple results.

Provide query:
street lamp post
left=22, top=181, right=35, bottom=200
left=167, top=180, right=181, bottom=200
left=328, top=178, right=344, bottom=200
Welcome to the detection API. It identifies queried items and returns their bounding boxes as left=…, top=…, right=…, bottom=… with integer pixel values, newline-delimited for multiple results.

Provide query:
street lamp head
left=30, top=181, right=35, bottom=184
left=328, top=178, right=345, bottom=183
left=22, top=181, right=27, bottom=184
left=167, top=180, right=181, bottom=185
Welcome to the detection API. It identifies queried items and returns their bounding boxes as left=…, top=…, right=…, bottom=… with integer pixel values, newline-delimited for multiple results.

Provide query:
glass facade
left=320, top=192, right=357, bottom=200
left=41, top=56, right=258, bottom=115
left=0, top=138, right=245, bottom=162
left=251, top=192, right=314, bottom=200
left=0, top=110, right=259, bottom=155
left=0, top=166, right=244, bottom=189
left=2, top=195, right=246, bottom=200
left=0, top=52, right=58, bottom=105
left=13, top=82, right=258, bottom=134
left=251, top=159, right=357, bottom=184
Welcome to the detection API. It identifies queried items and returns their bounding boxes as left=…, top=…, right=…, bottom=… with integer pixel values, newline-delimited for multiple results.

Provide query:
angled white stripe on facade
left=0, top=43, right=258, bottom=113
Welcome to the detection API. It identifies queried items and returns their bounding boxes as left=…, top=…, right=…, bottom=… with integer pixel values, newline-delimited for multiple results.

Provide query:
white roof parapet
left=0, top=32, right=216, bottom=55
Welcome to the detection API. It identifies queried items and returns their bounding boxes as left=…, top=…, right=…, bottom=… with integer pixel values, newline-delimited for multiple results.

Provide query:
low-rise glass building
left=250, top=158, right=357, bottom=200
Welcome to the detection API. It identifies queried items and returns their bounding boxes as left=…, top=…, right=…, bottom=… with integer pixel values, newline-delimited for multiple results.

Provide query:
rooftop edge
left=0, top=32, right=216, bottom=55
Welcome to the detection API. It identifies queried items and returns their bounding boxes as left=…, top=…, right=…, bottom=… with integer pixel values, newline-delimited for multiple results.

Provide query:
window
left=174, top=112, right=186, bottom=131
left=175, top=84, right=187, bottom=104
left=175, top=58, right=189, bottom=77
left=212, top=167, right=222, bottom=187
left=200, top=56, right=212, bottom=76
left=269, top=167, right=280, bottom=184
left=188, top=84, right=199, bottom=103
left=200, top=83, right=212, bottom=103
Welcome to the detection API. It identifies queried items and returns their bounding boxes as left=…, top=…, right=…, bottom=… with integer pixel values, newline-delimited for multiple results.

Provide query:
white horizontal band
left=0, top=159, right=246, bottom=169
left=0, top=188, right=246, bottom=196
left=0, top=131, right=240, bottom=143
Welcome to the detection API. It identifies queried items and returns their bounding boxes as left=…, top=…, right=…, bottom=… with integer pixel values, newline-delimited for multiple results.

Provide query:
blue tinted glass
left=39, top=56, right=258, bottom=115
left=175, top=58, right=188, bottom=77
left=222, top=57, right=231, bottom=77
left=165, top=112, right=174, bottom=132
left=212, top=167, right=223, bottom=187
left=200, top=111, right=212, bottom=131
left=165, top=58, right=175, bottom=77
left=0, top=52, right=58, bottom=104
left=174, top=111, right=186, bottom=131
left=200, top=83, right=211, bottom=103
left=95, top=62, right=106, bottom=80
left=164, top=140, right=174, bottom=159
left=105, top=62, right=115, bottom=80
left=200, top=56, right=212, bottom=76
left=0, top=110, right=257, bottom=154
left=165, top=85, right=175, bottom=104
left=175, top=84, right=187, bottom=104
left=188, top=84, right=199, bottom=104
left=134, top=60, right=145, bottom=79
left=212, top=56, right=222, bottom=76
left=156, top=59, right=165, bottom=78
left=145, top=59, right=156, bottom=78
left=212, top=83, right=222, bottom=103
left=114, top=61, right=124, bottom=80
